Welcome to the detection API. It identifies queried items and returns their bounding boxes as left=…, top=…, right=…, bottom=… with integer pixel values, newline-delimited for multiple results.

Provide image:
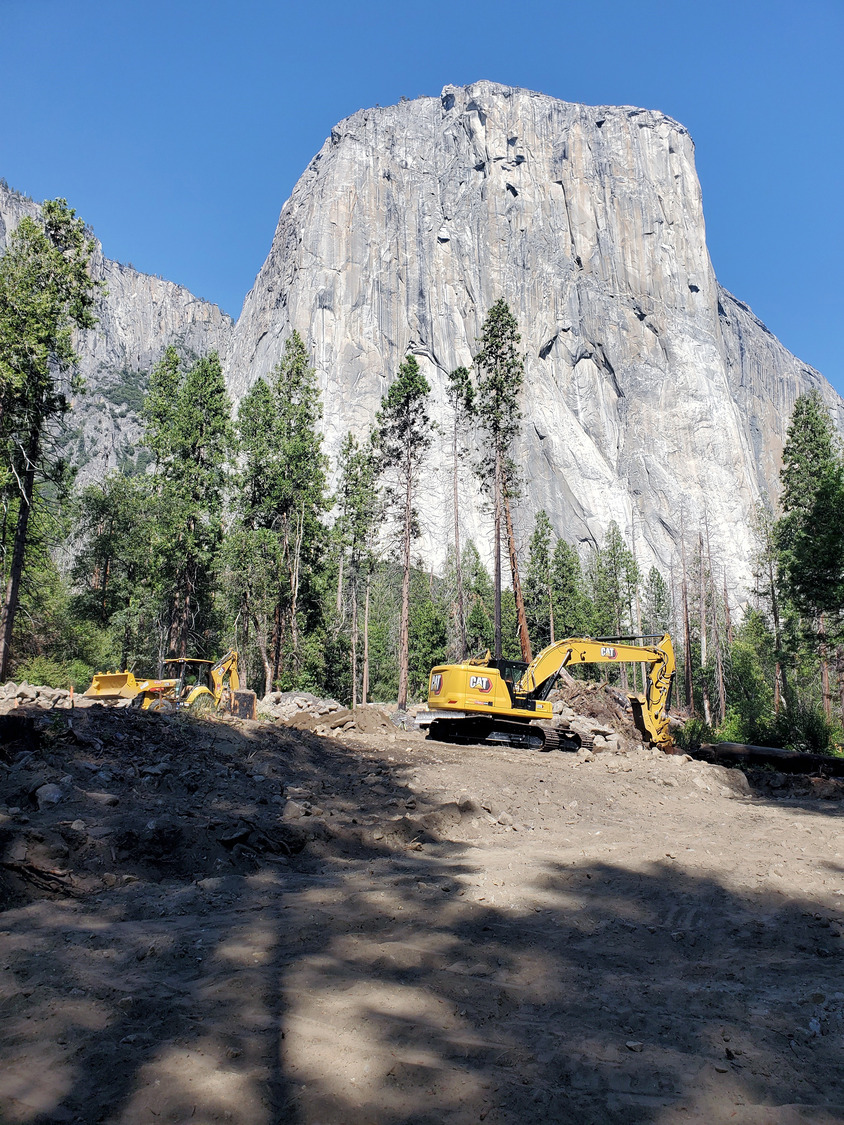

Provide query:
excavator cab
left=486, top=658, right=528, bottom=707
left=159, top=659, right=212, bottom=697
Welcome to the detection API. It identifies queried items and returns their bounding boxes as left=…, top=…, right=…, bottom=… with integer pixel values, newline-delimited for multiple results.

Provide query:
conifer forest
left=2, top=199, right=844, bottom=754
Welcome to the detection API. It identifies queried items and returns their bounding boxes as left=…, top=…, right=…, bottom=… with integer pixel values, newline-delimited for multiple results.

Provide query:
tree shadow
left=2, top=722, right=844, bottom=1124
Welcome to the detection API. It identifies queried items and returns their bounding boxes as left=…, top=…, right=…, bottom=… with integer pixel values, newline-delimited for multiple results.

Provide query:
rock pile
left=257, top=693, right=398, bottom=740
left=0, top=681, right=73, bottom=712
left=549, top=675, right=648, bottom=754
left=258, top=691, right=342, bottom=723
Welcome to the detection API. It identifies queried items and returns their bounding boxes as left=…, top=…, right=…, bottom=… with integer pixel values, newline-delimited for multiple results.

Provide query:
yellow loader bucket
left=83, top=671, right=141, bottom=700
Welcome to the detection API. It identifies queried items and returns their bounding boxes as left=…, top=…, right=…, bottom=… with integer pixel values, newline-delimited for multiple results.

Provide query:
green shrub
left=674, top=716, right=713, bottom=752
left=772, top=698, right=843, bottom=756
left=14, top=656, right=95, bottom=692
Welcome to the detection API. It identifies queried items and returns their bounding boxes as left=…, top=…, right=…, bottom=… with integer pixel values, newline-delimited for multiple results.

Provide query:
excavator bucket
left=83, top=672, right=140, bottom=700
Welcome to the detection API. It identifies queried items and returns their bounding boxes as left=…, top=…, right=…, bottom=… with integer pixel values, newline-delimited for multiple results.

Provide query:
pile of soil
left=287, top=703, right=397, bottom=737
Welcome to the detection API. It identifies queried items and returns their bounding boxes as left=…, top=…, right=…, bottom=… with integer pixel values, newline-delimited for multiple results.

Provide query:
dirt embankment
left=1, top=692, right=844, bottom=1124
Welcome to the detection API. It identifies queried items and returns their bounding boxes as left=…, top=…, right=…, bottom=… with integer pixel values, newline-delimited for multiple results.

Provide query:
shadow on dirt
left=1, top=715, right=844, bottom=1123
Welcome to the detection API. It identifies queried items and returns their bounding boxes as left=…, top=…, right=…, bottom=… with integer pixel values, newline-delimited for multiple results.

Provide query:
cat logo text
left=469, top=675, right=492, bottom=693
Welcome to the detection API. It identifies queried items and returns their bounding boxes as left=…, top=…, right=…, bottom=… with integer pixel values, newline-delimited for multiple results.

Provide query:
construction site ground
left=1, top=696, right=844, bottom=1124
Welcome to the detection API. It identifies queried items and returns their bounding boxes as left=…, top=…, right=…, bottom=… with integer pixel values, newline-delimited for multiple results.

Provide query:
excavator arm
left=210, top=649, right=239, bottom=705
left=514, top=633, right=676, bottom=748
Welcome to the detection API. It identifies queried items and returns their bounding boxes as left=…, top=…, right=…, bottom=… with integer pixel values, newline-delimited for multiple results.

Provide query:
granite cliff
left=227, top=81, right=843, bottom=593
left=3, top=81, right=841, bottom=594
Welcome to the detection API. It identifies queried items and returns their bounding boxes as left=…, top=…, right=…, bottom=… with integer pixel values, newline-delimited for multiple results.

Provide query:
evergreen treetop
left=473, top=298, right=523, bottom=459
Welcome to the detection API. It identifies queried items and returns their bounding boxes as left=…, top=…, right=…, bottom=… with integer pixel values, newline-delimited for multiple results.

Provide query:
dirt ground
left=1, top=700, right=844, bottom=1125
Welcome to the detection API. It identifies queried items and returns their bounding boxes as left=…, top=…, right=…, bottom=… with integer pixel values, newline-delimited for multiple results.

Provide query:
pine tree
left=408, top=568, right=449, bottom=697
left=335, top=430, right=380, bottom=705
left=642, top=566, right=670, bottom=636
left=143, top=347, right=233, bottom=659
left=231, top=332, right=328, bottom=691
left=776, top=390, right=844, bottom=720
left=71, top=474, right=156, bottom=669
left=473, top=299, right=531, bottom=661
left=589, top=523, right=638, bottom=686
left=375, top=355, right=432, bottom=710
left=463, top=541, right=495, bottom=654
left=445, top=366, right=474, bottom=658
left=591, top=522, right=637, bottom=637
left=0, top=199, right=102, bottom=677
left=550, top=539, right=593, bottom=638
left=266, top=332, right=329, bottom=680
left=525, top=511, right=555, bottom=649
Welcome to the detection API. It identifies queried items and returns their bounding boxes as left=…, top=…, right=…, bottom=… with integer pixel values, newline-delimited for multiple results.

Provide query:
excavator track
left=428, top=717, right=592, bottom=753
left=538, top=726, right=594, bottom=753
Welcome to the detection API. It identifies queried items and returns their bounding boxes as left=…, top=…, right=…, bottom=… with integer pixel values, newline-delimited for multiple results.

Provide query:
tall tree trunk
left=350, top=569, right=359, bottom=709
left=765, top=553, right=786, bottom=711
left=723, top=570, right=734, bottom=644
left=241, top=612, right=250, bottom=694
left=0, top=498, right=9, bottom=591
left=452, top=416, right=466, bottom=659
left=121, top=590, right=133, bottom=671
left=493, top=447, right=502, bottom=660
left=0, top=433, right=38, bottom=680
left=548, top=583, right=555, bottom=646
left=705, top=523, right=726, bottom=725
left=631, top=522, right=644, bottom=693
left=271, top=598, right=282, bottom=687
left=819, top=614, right=832, bottom=721
left=616, top=607, right=628, bottom=691
left=168, top=591, right=180, bottom=657
left=702, top=678, right=713, bottom=726
left=680, top=532, right=694, bottom=713
left=697, top=532, right=711, bottom=722
left=698, top=533, right=707, bottom=670
left=178, top=580, right=190, bottom=658
left=256, top=616, right=272, bottom=698
left=837, top=646, right=844, bottom=727
left=289, top=502, right=305, bottom=672
left=397, top=459, right=413, bottom=711
left=503, top=491, right=532, bottom=662
left=336, top=551, right=344, bottom=617
left=362, top=576, right=371, bottom=705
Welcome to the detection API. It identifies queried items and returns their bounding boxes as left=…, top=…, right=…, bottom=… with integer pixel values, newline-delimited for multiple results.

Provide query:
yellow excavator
left=84, top=650, right=240, bottom=714
left=417, top=634, right=675, bottom=751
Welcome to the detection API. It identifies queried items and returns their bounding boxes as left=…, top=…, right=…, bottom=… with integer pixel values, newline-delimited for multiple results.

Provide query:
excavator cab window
left=487, top=659, right=528, bottom=707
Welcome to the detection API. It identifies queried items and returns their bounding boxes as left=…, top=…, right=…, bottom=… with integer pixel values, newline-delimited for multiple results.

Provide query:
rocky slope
left=226, top=81, right=844, bottom=592
left=0, top=182, right=233, bottom=484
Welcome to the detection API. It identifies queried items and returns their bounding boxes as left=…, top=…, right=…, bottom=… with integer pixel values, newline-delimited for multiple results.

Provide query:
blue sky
left=1, top=0, right=841, bottom=393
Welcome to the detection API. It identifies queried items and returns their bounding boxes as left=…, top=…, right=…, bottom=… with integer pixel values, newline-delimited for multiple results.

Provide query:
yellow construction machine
left=417, top=634, right=675, bottom=751
left=84, top=649, right=240, bottom=714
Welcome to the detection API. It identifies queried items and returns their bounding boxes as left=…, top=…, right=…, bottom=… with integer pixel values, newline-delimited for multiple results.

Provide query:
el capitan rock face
left=2, top=82, right=841, bottom=593
left=226, top=81, right=843, bottom=592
